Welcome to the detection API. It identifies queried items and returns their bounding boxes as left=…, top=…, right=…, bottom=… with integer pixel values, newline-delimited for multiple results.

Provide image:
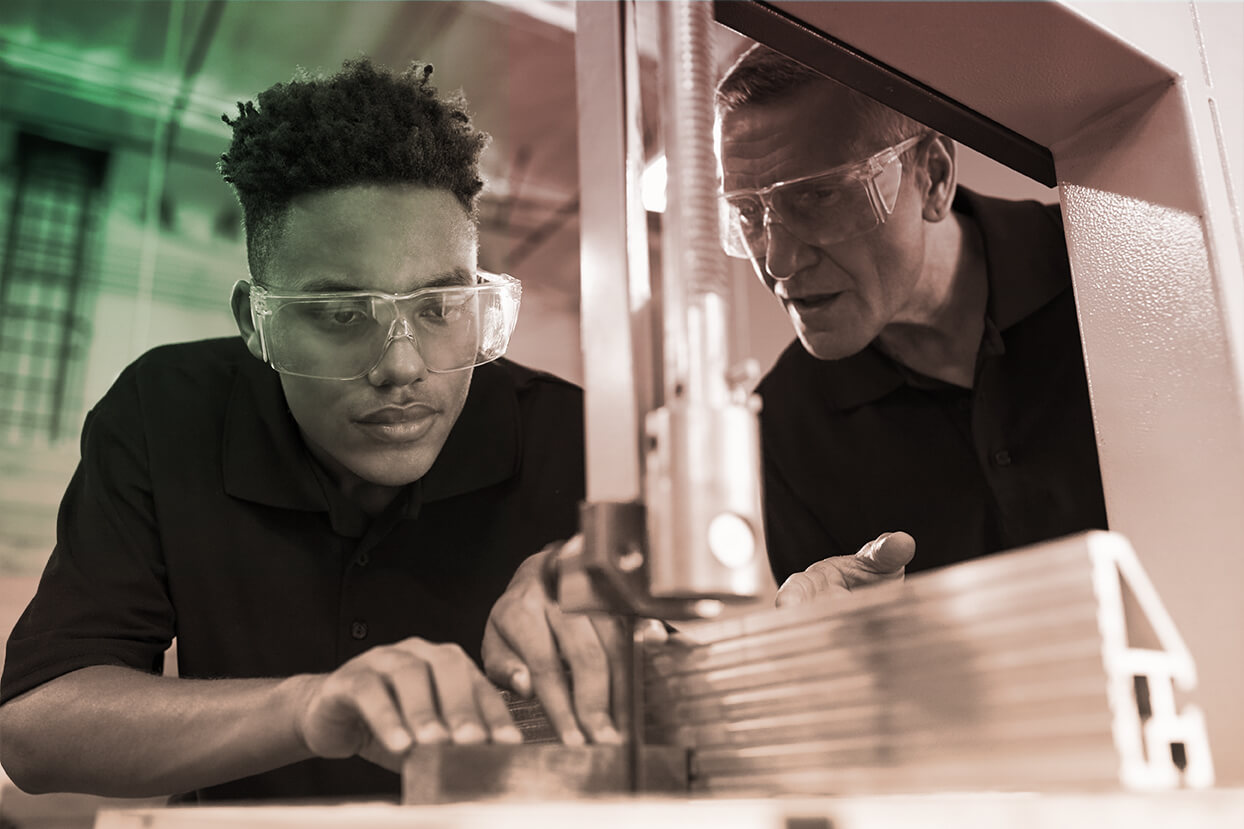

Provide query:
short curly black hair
left=219, top=58, right=488, bottom=279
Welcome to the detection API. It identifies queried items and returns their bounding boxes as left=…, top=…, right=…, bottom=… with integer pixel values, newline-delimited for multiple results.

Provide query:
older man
left=0, top=58, right=602, bottom=802
left=715, top=45, right=1107, bottom=604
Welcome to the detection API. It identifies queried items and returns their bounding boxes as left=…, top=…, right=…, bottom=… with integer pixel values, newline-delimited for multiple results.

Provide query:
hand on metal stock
left=774, top=531, right=916, bottom=608
left=482, top=536, right=624, bottom=747
left=293, top=637, right=521, bottom=773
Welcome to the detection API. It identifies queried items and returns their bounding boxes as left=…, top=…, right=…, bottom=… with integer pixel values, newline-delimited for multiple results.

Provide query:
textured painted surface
left=1058, top=77, right=1244, bottom=781
left=1063, top=182, right=1244, bottom=510
left=1051, top=7, right=1244, bottom=781
left=1074, top=0, right=1244, bottom=390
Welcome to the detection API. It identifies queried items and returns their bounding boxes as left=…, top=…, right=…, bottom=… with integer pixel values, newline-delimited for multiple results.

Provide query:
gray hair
left=715, top=44, right=926, bottom=150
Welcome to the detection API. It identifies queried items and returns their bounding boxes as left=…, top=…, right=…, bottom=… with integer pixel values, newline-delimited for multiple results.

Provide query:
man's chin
left=797, top=330, right=860, bottom=362
left=346, top=444, right=442, bottom=488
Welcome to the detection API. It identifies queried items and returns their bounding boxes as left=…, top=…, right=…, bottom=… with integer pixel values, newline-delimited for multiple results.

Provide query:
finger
left=348, top=670, right=415, bottom=754
left=386, top=659, right=450, bottom=745
left=800, top=557, right=855, bottom=600
left=856, top=531, right=916, bottom=574
left=539, top=534, right=582, bottom=596
left=636, top=618, right=669, bottom=646
left=774, top=573, right=807, bottom=608
left=423, top=646, right=489, bottom=745
left=472, top=674, right=523, bottom=744
left=775, top=571, right=849, bottom=608
left=500, top=611, right=585, bottom=746
left=554, top=613, right=619, bottom=744
left=526, top=660, right=586, bottom=746
left=801, top=558, right=839, bottom=596
left=482, top=621, right=533, bottom=698
left=595, top=614, right=630, bottom=740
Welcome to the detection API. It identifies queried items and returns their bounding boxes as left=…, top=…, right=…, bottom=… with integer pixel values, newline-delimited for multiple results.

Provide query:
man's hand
left=293, top=637, right=521, bottom=772
left=481, top=537, right=623, bottom=746
left=774, top=531, right=916, bottom=608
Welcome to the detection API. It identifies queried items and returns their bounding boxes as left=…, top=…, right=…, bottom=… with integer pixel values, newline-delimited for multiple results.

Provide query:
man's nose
left=762, top=216, right=817, bottom=282
left=368, top=320, right=429, bottom=386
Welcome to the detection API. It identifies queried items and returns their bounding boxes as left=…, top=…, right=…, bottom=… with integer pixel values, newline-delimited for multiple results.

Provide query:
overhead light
left=641, top=154, right=667, bottom=213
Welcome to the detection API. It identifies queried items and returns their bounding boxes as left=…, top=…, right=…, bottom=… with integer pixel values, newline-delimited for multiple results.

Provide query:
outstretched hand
left=774, top=531, right=916, bottom=608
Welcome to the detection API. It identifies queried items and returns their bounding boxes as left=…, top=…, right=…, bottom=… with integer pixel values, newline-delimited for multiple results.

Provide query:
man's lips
left=354, top=404, right=440, bottom=442
left=783, top=292, right=844, bottom=312
left=356, top=404, right=439, bottom=425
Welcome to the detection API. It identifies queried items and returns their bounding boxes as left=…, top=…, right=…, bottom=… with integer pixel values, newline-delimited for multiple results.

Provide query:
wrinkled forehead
left=716, top=81, right=877, bottom=192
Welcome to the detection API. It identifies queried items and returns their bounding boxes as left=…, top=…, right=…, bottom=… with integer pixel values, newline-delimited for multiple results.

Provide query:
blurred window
left=0, top=133, right=108, bottom=444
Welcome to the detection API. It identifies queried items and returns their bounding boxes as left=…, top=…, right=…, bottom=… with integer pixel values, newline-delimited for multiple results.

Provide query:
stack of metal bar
left=642, top=531, right=1213, bottom=795
left=400, top=532, right=1212, bottom=803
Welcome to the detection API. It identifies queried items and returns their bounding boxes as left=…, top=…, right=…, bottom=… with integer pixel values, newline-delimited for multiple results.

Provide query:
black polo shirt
left=757, top=189, right=1107, bottom=584
left=1, top=337, right=584, bottom=801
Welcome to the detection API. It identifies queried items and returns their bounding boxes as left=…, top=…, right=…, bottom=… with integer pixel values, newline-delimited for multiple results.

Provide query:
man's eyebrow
left=294, top=277, right=362, bottom=292
left=420, top=269, right=476, bottom=289
left=291, top=269, right=475, bottom=293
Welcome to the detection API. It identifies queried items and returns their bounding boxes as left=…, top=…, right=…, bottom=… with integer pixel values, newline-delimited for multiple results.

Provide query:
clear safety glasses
left=719, top=134, right=925, bottom=260
left=243, top=270, right=521, bottom=380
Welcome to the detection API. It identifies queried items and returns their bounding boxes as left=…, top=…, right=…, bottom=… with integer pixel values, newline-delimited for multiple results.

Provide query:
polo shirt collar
left=222, top=356, right=520, bottom=512
left=955, top=188, right=1070, bottom=332
left=419, top=361, right=520, bottom=503
left=807, top=346, right=906, bottom=412
left=810, top=187, right=1070, bottom=411
left=222, top=354, right=327, bottom=511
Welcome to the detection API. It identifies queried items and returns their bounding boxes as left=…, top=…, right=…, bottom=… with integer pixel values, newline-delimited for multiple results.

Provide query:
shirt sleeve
left=1, top=365, right=175, bottom=703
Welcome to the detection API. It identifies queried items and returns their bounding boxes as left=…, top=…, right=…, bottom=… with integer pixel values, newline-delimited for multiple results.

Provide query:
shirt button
left=993, top=449, right=1013, bottom=467
left=354, top=551, right=369, bottom=567
left=350, top=621, right=368, bottom=640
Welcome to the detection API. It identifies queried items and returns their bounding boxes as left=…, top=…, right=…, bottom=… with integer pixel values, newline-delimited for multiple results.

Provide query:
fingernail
left=593, top=724, right=622, bottom=745
left=493, top=725, right=523, bottom=744
left=413, top=722, right=449, bottom=743
left=388, top=729, right=412, bottom=752
left=560, top=729, right=586, bottom=746
left=640, top=619, right=669, bottom=644
left=509, top=667, right=532, bottom=697
left=452, top=723, right=487, bottom=744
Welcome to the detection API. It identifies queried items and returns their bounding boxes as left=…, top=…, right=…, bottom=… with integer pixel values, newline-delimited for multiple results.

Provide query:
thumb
left=857, top=531, right=916, bottom=574
left=482, top=632, right=533, bottom=698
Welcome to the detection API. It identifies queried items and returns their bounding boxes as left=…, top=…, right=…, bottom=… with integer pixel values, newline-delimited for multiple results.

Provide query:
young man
left=715, top=46, right=1108, bottom=604
left=0, top=59, right=597, bottom=802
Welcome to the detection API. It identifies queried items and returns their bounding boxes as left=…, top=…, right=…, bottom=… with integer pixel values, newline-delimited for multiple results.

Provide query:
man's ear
left=230, top=280, right=265, bottom=361
left=920, top=134, right=957, bottom=223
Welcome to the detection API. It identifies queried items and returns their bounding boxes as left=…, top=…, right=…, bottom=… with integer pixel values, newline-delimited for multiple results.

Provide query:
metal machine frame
left=570, top=0, right=1240, bottom=789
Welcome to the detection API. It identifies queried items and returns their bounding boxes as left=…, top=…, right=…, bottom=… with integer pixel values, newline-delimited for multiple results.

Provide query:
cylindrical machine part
left=660, top=0, right=733, bottom=408
left=644, top=400, right=766, bottom=603
left=645, top=1, right=766, bottom=606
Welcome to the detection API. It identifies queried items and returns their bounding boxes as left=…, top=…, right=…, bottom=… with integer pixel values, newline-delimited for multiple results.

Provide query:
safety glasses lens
left=259, top=282, right=518, bottom=379
left=720, top=157, right=907, bottom=260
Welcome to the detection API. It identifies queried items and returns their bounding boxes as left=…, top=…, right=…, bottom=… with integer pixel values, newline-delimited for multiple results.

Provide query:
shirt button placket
left=343, top=541, right=372, bottom=646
